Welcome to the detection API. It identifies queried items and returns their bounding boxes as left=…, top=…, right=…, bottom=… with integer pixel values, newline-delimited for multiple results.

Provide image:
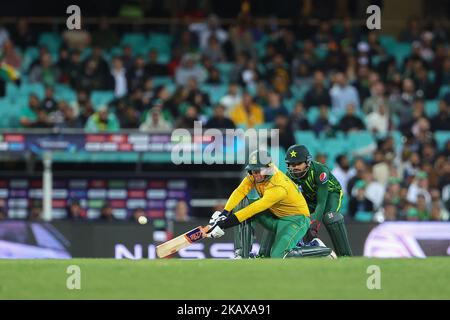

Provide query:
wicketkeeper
left=206, top=150, right=333, bottom=258
left=284, top=144, right=353, bottom=256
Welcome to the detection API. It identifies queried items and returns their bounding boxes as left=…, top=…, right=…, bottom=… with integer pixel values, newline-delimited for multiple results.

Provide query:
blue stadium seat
left=271, top=146, right=287, bottom=174
left=391, top=42, right=411, bottom=67
left=306, top=106, right=320, bottom=124
left=21, top=47, right=40, bottom=72
left=346, top=131, right=375, bottom=152
left=201, top=84, right=228, bottom=105
left=19, top=83, right=45, bottom=99
left=38, top=33, right=62, bottom=52
left=284, top=98, right=297, bottom=113
left=54, top=84, right=77, bottom=102
left=314, top=47, right=328, bottom=59
left=425, top=100, right=439, bottom=118
left=152, top=76, right=173, bottom=87
left=121, top=33, right=147, bottom=48
left=209, top=85, right=228, bottom=105
left=0, top=100, right=23, bottom=128
left=6, top=82, right=19, bottom=97
left=439, top=85, right=450, bottom=98
left=390, top=130, right=404, bottom=153
left=255, top=122, right=274, bottom=130
left=354, top=211, right=373, bottom=222
left=294, top=130, right=317, bottom=146
left=80, top=47, right=93, bottom=61
left=435, top=131, right=450, bottom=151
left=379, top=35, right=397, bottom=48
left=91, top=91, right=115, bottom=109
left=216, top=63, right=233, bottom=83
left=291, top=84, right=310, bottom=100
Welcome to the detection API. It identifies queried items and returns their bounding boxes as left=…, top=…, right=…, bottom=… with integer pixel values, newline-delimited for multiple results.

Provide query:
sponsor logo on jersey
left=319, top=172, right=328, bottom=183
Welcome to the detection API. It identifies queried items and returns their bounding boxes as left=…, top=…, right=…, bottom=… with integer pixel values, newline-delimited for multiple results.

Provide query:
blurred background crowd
left=0, top=0, right=449, bottom=223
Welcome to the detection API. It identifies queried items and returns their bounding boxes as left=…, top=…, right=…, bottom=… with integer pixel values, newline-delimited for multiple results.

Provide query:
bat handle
left=201, top=225, right=212, bottom=237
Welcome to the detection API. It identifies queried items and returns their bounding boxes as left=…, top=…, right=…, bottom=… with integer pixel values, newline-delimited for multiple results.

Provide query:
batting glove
left=206, top=223, right=225, bottom=238
left=208, top=210, right=228, bottom=225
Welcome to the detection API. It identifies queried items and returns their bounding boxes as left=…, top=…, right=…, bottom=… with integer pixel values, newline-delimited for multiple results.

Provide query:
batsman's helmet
left=245, top=149, right=274, bottom=183
left=285, top=145, right=312, bottom=178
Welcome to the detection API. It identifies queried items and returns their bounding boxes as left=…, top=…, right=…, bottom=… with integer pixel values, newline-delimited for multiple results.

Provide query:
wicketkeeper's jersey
left=224, top=165, right=310, bottom=222
left=286, top=161, right=342, bottom=221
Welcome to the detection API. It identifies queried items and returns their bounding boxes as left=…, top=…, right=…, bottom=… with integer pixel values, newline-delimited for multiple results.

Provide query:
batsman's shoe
left=233, top=249, right=243, bottom=259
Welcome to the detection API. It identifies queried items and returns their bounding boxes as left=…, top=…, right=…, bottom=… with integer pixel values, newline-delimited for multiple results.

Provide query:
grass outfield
left=0, top=258, right=449, bottom=299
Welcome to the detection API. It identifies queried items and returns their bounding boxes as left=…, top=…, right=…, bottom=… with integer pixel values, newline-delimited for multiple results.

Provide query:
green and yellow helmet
left=245, top=149, right=274, bottom=183
left=285, top=145, right=312, bottom=178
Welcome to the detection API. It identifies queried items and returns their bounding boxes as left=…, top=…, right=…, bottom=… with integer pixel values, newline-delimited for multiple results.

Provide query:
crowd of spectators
left=0, top=13, right=449, bottom=222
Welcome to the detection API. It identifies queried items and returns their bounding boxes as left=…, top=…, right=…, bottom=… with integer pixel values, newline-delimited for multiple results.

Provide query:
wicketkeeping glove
left=303, top=220, right=320, bottom=243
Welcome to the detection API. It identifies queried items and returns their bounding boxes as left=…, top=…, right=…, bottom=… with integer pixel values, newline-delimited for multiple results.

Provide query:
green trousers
left=254, top=211, right=310, bottom=258
left=309, top=191, right=342, bottom=222
left=310, top=191, right=353, bottom=256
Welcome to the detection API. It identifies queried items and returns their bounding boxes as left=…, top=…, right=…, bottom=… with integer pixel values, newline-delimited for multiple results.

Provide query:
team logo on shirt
left=319, top=172, right=328, bottom=184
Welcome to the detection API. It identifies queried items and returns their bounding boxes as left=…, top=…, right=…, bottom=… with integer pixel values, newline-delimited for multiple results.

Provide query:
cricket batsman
left=206, top=149, right=333, bottom=258
left=284, top=144, right=353, bottom=256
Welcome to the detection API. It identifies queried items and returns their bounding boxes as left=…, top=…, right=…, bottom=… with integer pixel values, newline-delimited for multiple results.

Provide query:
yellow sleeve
left=234, top=186, right=287, bottom=222
left=224, top=176, right=253, bottom=212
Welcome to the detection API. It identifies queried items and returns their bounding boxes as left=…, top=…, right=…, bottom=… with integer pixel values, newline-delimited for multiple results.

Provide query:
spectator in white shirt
left=332, top=154, right=356, bottom=195
left=220, top=83, right=241, bottom=116
left=189, top=14, right=228, bottom=50
left=361, top=169, right=385, bottom=209
left=111, top=57, right=127, bottom=98
left=175, top=54, right=207, bottom=87
left=407, top=171, right=432, bottom=206
left=330, top=72, right=360, bottom=114
left=366, top=104, right=389, bottom=135
left=139, top=105, right=172, bottom=132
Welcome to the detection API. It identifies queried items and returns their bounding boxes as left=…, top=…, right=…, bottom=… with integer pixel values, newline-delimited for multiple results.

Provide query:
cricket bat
left=156, top=225, right=210, bottom=258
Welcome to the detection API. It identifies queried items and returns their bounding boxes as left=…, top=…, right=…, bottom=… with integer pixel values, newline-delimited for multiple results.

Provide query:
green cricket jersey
left=286, top=161, right=342, bottom=222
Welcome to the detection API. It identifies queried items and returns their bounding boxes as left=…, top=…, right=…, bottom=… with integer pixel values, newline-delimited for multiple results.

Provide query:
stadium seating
left=424, top=100, right=439, bottom=118
left=91, top=91, right=115, bottom=109
left=215, top=63, right=233, bottom=83
left=200, top=84, right=228, bottom=105
left=38, top=32, right=62, bottom=54
left=435, top=131, right=450, bottom=151
left=439, top=85, right=450, bottom=98
left=346, top=131, right=375, bottom=152
left=354, top=211, right=373, bottom=222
